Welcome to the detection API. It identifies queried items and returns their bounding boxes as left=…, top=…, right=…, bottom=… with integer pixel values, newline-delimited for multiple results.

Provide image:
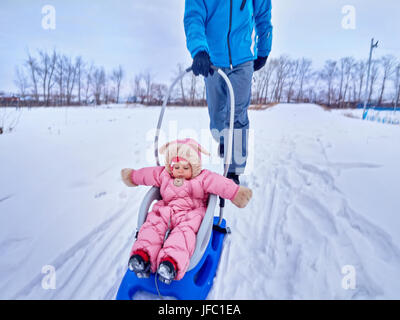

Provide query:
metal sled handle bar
left=154, top=68, right=190, bottom=166
left=154, top=65, right=235, bottom=226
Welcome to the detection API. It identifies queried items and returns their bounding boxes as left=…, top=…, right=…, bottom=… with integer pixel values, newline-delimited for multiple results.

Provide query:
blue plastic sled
left=116, top=217, right=227, bottom=300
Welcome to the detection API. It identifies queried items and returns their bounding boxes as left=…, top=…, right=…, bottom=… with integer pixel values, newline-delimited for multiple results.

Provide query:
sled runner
left=116, top=66, right=235, bottom=300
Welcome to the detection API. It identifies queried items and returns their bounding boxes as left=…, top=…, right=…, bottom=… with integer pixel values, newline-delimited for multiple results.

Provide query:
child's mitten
left=121, top=168, right=138, bottom=187
left=231, top=186, right=253, bottom=208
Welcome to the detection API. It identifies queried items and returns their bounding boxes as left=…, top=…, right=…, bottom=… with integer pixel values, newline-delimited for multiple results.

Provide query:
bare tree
left=33, top=49, right=57, bottom=106
left=377, top=55, right=396, bottom=105
left=25, top=50, right=39, bottom=104
left=176, top=64, right=187, bottom=105
left=367, top=60, right=379, bottom=104
left=103, top=73, right=111, bottom=104
left=202, top=83, right=206, bottom=102
left=189, top=73, right=197, bottom=106
left=308, top=71, right=321, bottom=103
left=296, top=58, right=312, bottom=103
left=54, top=54, right=65, bottom=106
left=75, top=56, right=84, bottom=105
left=259, top=59, right=276, bottom=104
left=338, top=57, right=355, bottom=108
left=350, top=65, right=357, bottom=104
left=350, top=59, right=367, bottom=105
left=150, top=83, right=167, bottom=104
left=131, top=74, right=143, bottom=103
left=14, top=66, right=29, bottom=101
left=132, top=75, right=140, bottom=101
left=337, top=58, right=345, bottom=106
left=111, top=65, right=124, bottom=104
left=197, top=79, right=206, bottom=106
left=84, top=63, right=94, bottom=104
left=142, top=70, right=153, bottom=105
left=268, top=59, right=279, bottom=102
left=92, top=67, right=105, bottom=105
left=356, top=60, right=367, bottom=103
left=393, top=64, right=400, bottom=108
left=338, top=57, right=350, bottom=107
left=133, top=74, right=147, bottom=104
left=252, top=67, right=264, bottom=104
left=320, top=60, right=338, bottom=106
left=286, top=58, right=300, bottom=103
left=65, top=56, right=77, bottom=105
left=47, top=50, right=58, bottom=106
left=271, top=55, right=291, bottom=102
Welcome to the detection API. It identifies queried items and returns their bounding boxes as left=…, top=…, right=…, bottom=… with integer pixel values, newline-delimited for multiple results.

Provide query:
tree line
left=12, top=49, right=125, bottom=107
left=252, top=55, right=400, bottom=108
left=6, top=49, right=400, bottom=108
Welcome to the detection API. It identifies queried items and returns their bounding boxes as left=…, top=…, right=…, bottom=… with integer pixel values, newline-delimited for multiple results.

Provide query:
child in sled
left=121, top=138, right=252, bottom=284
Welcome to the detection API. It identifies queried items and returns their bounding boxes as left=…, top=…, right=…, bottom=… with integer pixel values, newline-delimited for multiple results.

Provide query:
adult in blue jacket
left=184, top=0, right=272, bottom=183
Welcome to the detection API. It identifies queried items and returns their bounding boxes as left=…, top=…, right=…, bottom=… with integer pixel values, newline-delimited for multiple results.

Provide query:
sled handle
left=154, top=65, right=235, bottom=226
left=154, top=67, right=191, bottom=166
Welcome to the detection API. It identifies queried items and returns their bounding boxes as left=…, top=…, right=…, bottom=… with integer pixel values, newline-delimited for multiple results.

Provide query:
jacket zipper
left=227, top=0, right=233, bottom=69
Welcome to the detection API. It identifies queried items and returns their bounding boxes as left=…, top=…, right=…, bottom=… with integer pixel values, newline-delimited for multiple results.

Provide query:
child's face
left=172, top=162, right=192, bottom=179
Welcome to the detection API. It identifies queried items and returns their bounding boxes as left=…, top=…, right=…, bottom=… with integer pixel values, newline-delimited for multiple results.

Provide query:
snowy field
left=1, top=103, right=400, bottom=299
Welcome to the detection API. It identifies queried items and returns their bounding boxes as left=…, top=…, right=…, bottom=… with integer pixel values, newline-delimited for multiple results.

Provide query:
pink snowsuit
left=130, top=166, right=240, bottom=280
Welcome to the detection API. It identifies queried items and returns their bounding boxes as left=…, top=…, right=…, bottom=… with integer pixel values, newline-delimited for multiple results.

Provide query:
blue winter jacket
left=184, top=0, right=273, bottom=68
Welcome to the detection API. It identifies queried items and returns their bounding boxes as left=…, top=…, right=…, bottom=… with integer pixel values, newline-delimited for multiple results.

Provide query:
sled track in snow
left=10, top=189, right=145, bottom=299
left=13, top=139, right=400, bottom=299
left=210, top=131, right=400, bottom=299
left=3, top=105, right=400, bottom=300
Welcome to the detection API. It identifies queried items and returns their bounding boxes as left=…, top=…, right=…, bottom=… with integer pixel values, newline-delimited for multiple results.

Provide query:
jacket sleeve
left=183, top=0, right=209, bottom=58
left=201, top=170, right=240, bottom=201
left=253, top=0, right=273, bottom=57
left=130, top=166, right=165, bottom=187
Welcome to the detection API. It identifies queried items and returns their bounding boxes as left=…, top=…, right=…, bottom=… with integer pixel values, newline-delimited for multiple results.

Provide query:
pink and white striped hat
left=159, top=138, right=210, bottom=178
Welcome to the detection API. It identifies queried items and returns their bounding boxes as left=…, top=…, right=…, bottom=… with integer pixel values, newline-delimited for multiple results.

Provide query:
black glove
left=254, top=55, right=268, bottom=72
left=192, top=51, right=214, bottom=77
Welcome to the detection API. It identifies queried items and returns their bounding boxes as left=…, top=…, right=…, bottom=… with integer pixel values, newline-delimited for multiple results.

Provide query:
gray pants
left=205, top=61, right=253, bottom=174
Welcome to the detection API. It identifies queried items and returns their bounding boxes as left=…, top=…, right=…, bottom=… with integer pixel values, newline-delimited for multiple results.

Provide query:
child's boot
left=157, top=258, right=177, bottom=285
left=128, top=250, right=150, bottom=278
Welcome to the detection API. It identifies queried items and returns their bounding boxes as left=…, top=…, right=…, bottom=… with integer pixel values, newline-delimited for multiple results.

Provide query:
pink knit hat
left=159, top=138, right=210, bottom=178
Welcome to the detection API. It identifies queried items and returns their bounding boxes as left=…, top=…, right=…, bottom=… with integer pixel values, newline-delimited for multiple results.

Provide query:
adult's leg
left=205, top=61, right=253, bottom=174
left=225, top=61, right=253, bottom=174
left=205, top=71, right=228, bottom=145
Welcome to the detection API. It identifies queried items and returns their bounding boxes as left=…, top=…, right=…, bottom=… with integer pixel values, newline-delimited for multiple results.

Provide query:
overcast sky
left=1, top=0, right=399, bottom=95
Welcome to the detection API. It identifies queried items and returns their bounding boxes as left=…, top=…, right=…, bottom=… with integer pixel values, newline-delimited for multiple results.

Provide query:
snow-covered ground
left=1, top=103, right=400, bottom=299
left=333, top=108, right=400, bottom=125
